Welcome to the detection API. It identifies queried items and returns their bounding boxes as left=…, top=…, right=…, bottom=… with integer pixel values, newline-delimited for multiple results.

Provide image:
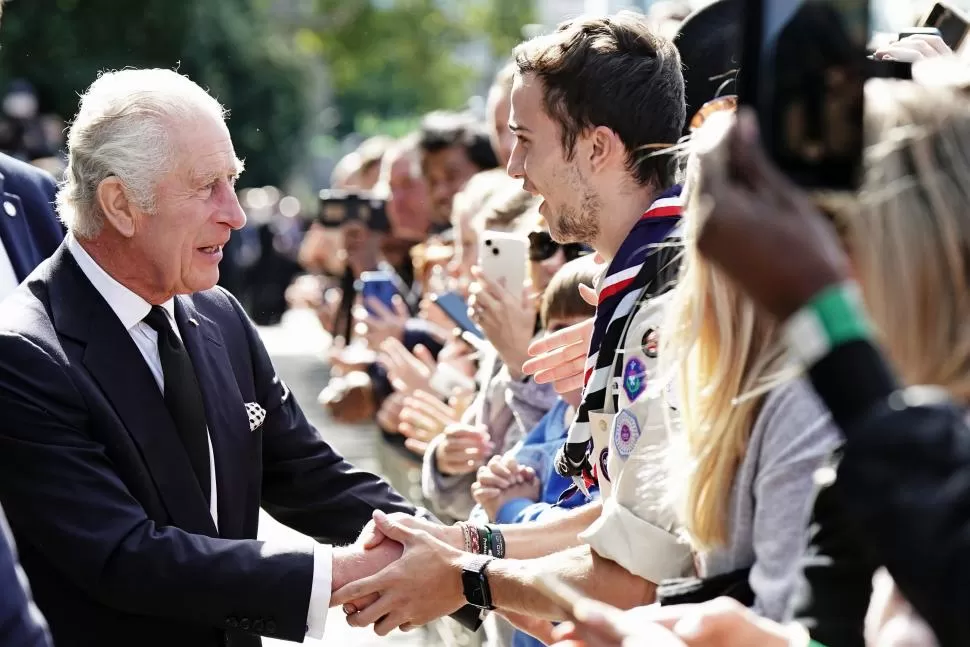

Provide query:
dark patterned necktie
left=143, top=305, right=211, bottom=502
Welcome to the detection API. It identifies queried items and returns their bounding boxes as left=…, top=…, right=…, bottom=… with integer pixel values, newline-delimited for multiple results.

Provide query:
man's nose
left=223, top=190, right=247, bottom=230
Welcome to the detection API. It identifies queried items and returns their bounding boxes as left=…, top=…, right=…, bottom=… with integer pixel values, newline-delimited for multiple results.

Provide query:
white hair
left=57, top=68, right=228, bottom=239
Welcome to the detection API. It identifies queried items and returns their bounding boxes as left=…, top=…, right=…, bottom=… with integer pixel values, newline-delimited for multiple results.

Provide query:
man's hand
left=469, top=267, right=538, bottom=380
left=435, top=424, right=493, bottom=476
left=333, top=511, right=467, bottom=636
left=399, top=390, right=459, bottom=456
left=354, top=295, right=409, bottom=349
left=523, top=302, right=596, bottom=395
left=329, top=540, right=403, bottom=603
left=694, top=109, right=850, bottom=321
left=378, top=337, right=436, bottom=396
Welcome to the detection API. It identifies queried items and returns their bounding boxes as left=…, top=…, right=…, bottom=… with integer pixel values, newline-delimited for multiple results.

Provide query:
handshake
left=328, top=510, right=473, bottom=636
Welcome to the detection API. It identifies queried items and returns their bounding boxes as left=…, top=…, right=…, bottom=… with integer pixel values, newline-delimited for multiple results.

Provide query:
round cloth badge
left=623, top=356, right=647, bottom=401
left=642, top=328, right=658, bottom=358
left=598, top=447, right=611, bottom=483
left=612, top=409, right=641, bottom=459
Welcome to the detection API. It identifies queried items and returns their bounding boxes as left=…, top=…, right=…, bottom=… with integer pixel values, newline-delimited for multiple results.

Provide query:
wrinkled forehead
left=173, top=114, right=243, bottom=182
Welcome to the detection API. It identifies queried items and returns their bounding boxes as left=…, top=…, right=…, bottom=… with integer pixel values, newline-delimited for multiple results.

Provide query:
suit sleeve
left=224, top=289, right=417, bottom=545
left=0, top=505, right=52, bottom=647
left=0, top=332, right=316, bottom=642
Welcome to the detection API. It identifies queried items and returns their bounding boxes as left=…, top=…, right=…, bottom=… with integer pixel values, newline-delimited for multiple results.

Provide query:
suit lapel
left=176, top=296, right=251, bottom=540
left=0, top=171, right=40, bottom=281
left=49, top=247, right=217, bottom=537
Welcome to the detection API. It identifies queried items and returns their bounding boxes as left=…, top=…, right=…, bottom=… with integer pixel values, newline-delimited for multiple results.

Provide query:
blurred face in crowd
left=101, top=113, right=246, bottom=301
left=386, top=153, right=430, bottom=239
left=507, top=72, right=601, bottom=246
left=487, top=85, right=514, bottom=167
left=527, top=222, right=568, bottom=294
left=423, top=145, right=480, bottom=226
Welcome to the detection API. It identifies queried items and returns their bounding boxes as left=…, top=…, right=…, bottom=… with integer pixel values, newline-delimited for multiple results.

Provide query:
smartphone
left=431, top=291, right=485, bottom=339
left=478, top=232, right=527, bottom=292
left=359, top=270, right=399, bottom=316
left=739, top=0, right=869, bottom=190
left=317, top=190, right=391, bottom=234
left=921, top=2, right=970, bottom=50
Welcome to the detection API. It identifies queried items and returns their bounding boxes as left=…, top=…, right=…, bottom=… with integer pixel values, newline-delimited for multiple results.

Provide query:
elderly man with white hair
left=0, top=68, right=425, bottom=647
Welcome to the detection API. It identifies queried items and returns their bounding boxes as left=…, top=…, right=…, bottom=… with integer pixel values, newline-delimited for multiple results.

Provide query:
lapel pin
left=188, top=317, right=199, bottom=327
left=4, top=201, right=16, bottom=217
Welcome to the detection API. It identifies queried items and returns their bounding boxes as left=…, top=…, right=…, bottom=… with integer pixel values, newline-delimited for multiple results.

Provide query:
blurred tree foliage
left=0, top=0, right=311, bottom=188
left=308, top=0, right=535, bottom=137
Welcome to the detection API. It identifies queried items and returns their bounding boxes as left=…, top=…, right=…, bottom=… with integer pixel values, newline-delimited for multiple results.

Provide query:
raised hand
left=398, top=390, right=459, bottom=456
left=434, top=424, right=493, bottom=476
left=468, top=266, right=538, bottom=380
left=378, top=337, right=436, bottom=396
left=522, top=306, right=596, bottom=395
left=355, top=294, right=410, bottom=350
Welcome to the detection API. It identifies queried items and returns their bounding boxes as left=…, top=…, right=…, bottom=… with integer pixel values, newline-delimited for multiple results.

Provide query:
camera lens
left=492, top=248, right=499, bottom=256
left=485, top=240, right=492, bottom=246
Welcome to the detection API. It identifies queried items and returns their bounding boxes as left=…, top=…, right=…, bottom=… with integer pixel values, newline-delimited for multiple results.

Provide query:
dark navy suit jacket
left=0, top=153, right=63, bottom=282
left=0, top=505, right=51, bottom=647
left=0, top=245, right=416, bottom=647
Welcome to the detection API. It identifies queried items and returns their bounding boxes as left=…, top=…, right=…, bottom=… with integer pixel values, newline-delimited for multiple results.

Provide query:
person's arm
left=804, top=339, right=970, bottom=647
left=0, top=333, right=315, bottom=642
left=497, top=501, right=602, bottom=559
left=0, top=505, right=52, bottom=647
left=490, top=544, right=657, bottom=620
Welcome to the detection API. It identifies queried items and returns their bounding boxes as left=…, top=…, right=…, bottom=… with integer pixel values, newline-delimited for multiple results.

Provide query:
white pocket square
left=245, top=402, right=267, bottom=432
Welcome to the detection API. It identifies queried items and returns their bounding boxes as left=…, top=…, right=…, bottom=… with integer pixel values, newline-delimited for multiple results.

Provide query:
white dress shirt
left=0, top=237, right=21, bottom=303
left=66, top=235, right=332, bottom=639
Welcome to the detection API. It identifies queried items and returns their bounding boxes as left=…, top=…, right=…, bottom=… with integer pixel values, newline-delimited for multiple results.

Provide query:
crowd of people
left=2, top=1, right=970, bottom=647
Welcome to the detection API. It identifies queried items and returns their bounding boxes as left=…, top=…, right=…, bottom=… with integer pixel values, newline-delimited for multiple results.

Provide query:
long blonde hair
left=844, top=80, right=970, bottom=403
left=659, top=123, right=791, bottom=548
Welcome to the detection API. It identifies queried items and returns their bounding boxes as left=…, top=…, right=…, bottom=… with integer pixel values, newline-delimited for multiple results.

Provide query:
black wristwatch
left=460, top=554, right=495, bottom=610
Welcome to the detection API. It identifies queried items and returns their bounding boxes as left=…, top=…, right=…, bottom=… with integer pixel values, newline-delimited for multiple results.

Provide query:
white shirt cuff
left=305, top=543, right=333, bottom=640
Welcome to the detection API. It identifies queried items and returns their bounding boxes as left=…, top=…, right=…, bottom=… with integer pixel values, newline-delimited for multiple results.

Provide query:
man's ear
left=96, top=176, right=137, bottom=238
left=588, top=126, right=622, bottom=174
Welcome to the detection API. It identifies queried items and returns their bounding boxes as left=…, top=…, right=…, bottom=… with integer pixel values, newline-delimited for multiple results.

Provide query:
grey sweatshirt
left=702, top=378, right=841, bottom=622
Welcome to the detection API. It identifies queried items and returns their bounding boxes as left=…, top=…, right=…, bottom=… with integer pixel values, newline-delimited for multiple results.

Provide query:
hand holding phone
left=478, top=232, right=527, bottom=291
left=921, top=2, right=970, bottom=51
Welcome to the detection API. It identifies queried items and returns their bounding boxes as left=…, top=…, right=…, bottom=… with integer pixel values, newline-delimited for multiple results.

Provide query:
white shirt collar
left=66, top=234, right=176, bottom=331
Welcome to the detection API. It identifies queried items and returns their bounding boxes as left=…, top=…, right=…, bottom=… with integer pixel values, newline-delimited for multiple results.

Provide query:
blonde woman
left=657, top=146, right=842, bottom=621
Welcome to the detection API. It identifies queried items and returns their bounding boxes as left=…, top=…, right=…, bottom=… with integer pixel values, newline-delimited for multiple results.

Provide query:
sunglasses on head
left=528, top=231, right=592, bottom=262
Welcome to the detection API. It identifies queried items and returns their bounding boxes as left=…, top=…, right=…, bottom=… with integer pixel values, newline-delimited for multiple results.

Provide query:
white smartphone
left=478, top=231, right=527, bottom=293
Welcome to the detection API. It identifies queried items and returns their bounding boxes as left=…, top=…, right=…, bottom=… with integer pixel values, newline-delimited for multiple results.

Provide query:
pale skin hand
left=377, top=337, right=436, bottom=396
left=434, top=423, right=493, bottom=476
left=873, top=34, right=952, bottom=62
left=354, top=294, right=410, bottom=349
left=398, top=390, right=459, bottom=456
left=522, top=285, right=597, bottom=394
left=472, top=455, right=540, bottom=522
left=468, top=266, right=538, bottom=380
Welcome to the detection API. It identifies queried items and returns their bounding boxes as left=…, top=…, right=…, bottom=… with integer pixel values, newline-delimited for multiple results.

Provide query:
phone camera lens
left=492, top=248, right=499, bottom=256
left=485, top=240, right=492, bottom=246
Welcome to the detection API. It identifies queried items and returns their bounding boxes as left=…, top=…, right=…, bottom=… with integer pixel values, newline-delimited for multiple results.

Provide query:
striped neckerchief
left=555, top=185, right=683, bottom=497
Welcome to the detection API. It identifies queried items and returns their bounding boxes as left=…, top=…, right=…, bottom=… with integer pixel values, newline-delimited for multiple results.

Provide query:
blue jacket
left=0, top=153, right=64, bottom=283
